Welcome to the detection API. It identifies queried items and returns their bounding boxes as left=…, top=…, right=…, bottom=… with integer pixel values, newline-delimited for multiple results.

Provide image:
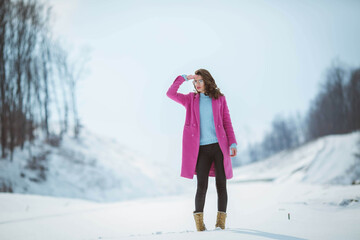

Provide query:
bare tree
left=260, top=114, right=300, bottom=159
left=305, top=62, right=359, bottom=142
left=346, top=69, right=360, bottom=131
left=0, top=0, right=86, bottom=161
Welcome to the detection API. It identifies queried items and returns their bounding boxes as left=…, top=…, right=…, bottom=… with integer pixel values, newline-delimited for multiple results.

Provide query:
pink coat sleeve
left=166, top=75, right=190, bottom=107
left=222, top=95, right=237, bottom=147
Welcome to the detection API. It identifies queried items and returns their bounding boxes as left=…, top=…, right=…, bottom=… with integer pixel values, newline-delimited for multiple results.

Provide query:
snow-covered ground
left=0, top=130, right=360, bottom=239
left=1, top=181, right=359, bottom=240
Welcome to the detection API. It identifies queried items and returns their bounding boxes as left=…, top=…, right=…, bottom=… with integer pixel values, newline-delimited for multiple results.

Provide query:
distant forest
left=245, top=62, right=360, bottom=164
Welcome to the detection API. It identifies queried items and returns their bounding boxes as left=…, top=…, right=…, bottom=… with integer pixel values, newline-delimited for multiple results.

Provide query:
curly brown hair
left=193, top=69, right=224, bottom=99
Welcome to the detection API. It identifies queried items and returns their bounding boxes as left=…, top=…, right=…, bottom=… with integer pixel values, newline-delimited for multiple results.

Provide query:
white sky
left=48, top=0, right=360, bottom=165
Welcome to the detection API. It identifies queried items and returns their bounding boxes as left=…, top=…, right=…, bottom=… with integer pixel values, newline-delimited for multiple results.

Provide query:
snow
left=233, top=131, right=360, bottom=185
left=0, top=126, right=191, bottom=202
left=0, top=130, right=360, bottom=239
left=1, top=182, right=359, bottom=240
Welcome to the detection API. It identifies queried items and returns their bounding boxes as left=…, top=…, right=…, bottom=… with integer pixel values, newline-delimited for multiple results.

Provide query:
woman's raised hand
left=187, top=75, right=196, bottom=80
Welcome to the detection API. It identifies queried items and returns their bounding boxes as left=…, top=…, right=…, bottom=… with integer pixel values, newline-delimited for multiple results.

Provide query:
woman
left=166, top=69, right=238, bottom=231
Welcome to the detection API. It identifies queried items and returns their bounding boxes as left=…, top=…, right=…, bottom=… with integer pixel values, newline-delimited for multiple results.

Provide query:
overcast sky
left=48, top=0, right=360, bottom=167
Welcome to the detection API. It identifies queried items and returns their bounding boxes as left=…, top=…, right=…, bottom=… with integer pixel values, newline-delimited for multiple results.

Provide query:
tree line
left=247, top=62, right=360, bottom=163
left=0, top=0, right=85, bottom=161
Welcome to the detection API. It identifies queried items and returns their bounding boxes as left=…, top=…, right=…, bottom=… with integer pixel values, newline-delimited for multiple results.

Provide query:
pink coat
left=166, top=75, right=237, bottom=180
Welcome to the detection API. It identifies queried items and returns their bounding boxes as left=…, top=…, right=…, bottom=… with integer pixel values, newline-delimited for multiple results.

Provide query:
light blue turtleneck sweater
left=181, top=74, right=237, bottom=149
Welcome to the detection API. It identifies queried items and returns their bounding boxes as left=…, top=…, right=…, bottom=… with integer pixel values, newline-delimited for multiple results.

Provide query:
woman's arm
left=166, top=75, right=190, bottom=107
left=181, top=74, right=189, bottom=81
left=223, top=95, right=237, bottom=147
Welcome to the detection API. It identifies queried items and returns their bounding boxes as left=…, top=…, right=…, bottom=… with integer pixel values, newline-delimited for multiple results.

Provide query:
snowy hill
left=0, top=126, right=190, bottom=202
left=233, top=131, right=360, bottom=185
left=1, top=128, right=359, bottom=205
left=1, top=131, right=360, bottom=239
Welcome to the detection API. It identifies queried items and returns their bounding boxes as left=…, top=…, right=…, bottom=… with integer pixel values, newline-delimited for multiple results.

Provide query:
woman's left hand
left=230, top=147, right=237, bottom=157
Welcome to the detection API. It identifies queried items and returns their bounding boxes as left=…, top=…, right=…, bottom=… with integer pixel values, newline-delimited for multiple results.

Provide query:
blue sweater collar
left=200, top=92, right=210, bottom=98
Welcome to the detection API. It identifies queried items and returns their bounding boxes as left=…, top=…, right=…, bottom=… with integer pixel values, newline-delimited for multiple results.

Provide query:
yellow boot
left=215, top=211, right=227, bottom=229
left=193, top=211, right=206, bottom=231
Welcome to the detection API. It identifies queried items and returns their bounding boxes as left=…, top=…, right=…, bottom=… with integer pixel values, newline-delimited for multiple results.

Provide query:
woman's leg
left=213, top=143, right=227, bottom=212
left=194, top=145, right=213, bottom=213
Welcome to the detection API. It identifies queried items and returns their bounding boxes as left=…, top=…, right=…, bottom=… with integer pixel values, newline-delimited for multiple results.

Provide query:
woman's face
left=193, top=74, right=206, bottom=93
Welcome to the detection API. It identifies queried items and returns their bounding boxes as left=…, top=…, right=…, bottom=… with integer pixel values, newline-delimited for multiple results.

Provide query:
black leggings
left=194, top=142, right=227, bottom=213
